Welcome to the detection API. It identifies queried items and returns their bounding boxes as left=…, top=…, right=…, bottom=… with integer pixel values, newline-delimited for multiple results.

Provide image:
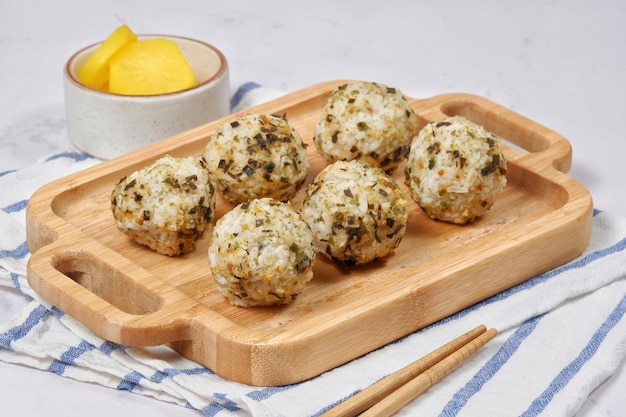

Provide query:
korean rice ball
left=313, top=81, right=419, bottom=173
left=208, top=198, right=315, bottom=307
left=202, top=113, right=309, bottom=204
left=405, top=116, right=508, bottom=224
left=111, top=154, right=216, bottom=256
left=300, top=160, right=408, bottom=267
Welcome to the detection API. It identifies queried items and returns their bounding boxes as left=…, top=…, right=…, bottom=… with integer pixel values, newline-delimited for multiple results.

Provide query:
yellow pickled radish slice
left=109, top=38, right=196, bottom=95
left=77, top=24, right=137, bottom=90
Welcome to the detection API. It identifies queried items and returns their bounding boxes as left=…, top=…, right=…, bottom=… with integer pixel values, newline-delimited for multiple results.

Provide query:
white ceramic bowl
left=64, top=35, right=230, bottom=160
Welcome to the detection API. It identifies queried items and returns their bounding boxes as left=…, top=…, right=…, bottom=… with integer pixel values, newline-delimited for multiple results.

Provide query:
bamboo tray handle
left=27, top=235, right=205, bottom=346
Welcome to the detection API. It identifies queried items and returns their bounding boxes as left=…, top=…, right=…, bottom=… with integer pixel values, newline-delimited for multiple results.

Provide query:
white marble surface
left=1, top=0, right=625, bottom=415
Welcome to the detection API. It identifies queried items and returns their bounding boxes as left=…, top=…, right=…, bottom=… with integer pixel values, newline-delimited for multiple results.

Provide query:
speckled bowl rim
left=64, top=34, right=228, bottom=99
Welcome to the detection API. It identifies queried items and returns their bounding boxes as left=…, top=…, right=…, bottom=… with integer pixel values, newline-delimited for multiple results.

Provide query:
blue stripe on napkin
left=162, top=366, right=213, bottom=377
left=520, top=294, right=626, bottom=417
left=99, top=340, right=129, bottom=355
left=9, top=272, right=21, bottom=292
left=48, top=340, right=96, bottom=376
left=0, top=304, right=48, bottom=348
left=247, top=384, right=296, bottom=401
left=1, top=199, right=27, bottom=213
left=201, top=393, right=242, bottom=416
left=147, top=366, right=213, bottom=384
left=0, top=241, right=29, bottom=260
left=440, top=315, right=544, bottom=416
left=117, top=370, right=144, bottom=391
left=45, top=151, right=92, bottom=163
left=150, top=370, right=168, bottom=383
left=230, top=81, right=261, bottom=111
left=99, top=341, right=119, bottom=355
left=48, top=359, right=69, bottom=375
left=59, top=340, right=95, bottom=365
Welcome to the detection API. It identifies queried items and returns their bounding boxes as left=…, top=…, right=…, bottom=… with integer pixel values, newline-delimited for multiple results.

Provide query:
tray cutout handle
left=50, top=249, right=161, bottom=316
left=28, top=244, right=196, bottom=346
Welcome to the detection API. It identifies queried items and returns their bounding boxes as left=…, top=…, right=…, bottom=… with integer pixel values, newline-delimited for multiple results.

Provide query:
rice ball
left=313, top=81, right=419, bottom=173
left=300, top=160, right=408, bottom=267
left=405, top=116, right=508, bottom=224
left=111, top=154, right=216, bottom=256
left=203, top=113, right=309, bottom=204
left=208, top=198, right=315, bottom=307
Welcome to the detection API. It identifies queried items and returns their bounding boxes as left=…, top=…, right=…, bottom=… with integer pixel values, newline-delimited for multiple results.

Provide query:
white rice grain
left=208, top=198, right=315, bottom=307
left=111, top=155, right=216, bottom=256
left=203, top=114, right=309, bottom=204
left=300, top=160, right=408, bottom=267
left=314, top=81, right=419, bottom=173
left=405, top=116, right=508, bottom=224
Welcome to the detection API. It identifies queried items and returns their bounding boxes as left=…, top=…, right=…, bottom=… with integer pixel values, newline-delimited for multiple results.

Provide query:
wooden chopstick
left=321, top=325, right=497, bottom=417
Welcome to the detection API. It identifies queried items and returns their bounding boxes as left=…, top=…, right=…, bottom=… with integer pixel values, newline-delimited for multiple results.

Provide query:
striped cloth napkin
left=1, top=84, right=626, bottom=417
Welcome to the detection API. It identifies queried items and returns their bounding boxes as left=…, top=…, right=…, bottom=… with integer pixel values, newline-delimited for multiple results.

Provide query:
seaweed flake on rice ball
left=405, top=116, right=508, bottom=224
left=111, top=154, right=216, bottom=256
left=208, top=198, right=315, bottom=307
left=203, top=113, right=309, bottom=204
left=313, top=81, right=419, bottom=173
left=300, top=160, right=408, bottom=267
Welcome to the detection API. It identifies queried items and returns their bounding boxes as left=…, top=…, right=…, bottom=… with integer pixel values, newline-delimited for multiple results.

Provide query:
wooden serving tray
left=26, top=80, right=593, bottom=386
